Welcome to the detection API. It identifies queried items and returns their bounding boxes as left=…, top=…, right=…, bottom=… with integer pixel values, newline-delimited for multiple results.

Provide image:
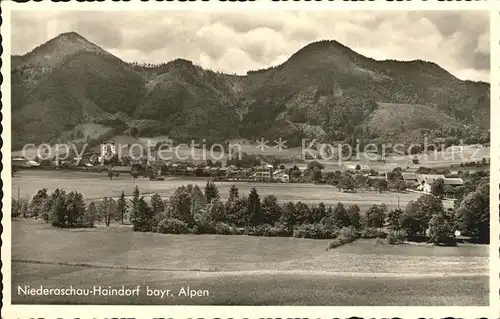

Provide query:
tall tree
left=311, top=167, right=323, bottom=183
left=431, top=178, right=445, bottom=198
left=247, top=187, right=262, bottom=226
left=428, top=210, right=454, bottom=245
left=346, top=204, right=361, bottom=229
left=117, top=191, right=128, bottom=225
left=387, top=208, right=403, bottom=230
left=261, top=195, right=282, bottom=225
left=228, top=185, right=239, bottom=202
left=170, top=187, right=195, bottom=227
left=279, top=201, right=297, bottom=230
left=375, top=179, right=388, bottom=193
left=337, top=175, right=356, bottom=192
left=27, top=188, right=50, bottom=217
left=150, top=193, right=164, bottom=216
left=50, top=190, right=67, bottom=227
left=64, top=191, right=86, bottom=228
left=98, top=197, right=118, bottom=227
left=455, top=183, right=489, bottom=243
left=129, top=186, right=140, bottom=223
left=400, top=195, right=444, bottom=236
left=225, top=196, right=247, bottom=227
left=84, top=202, right=98, bottom=227
left=365, top=204, right=387, bottom=228
left=330, top=202, right=350, bottom=228
left=49, top=190, right=86, bottom=228
left=204, top=181, right=220, bottom=203
left=208, top=200, right=226, bottom=223
left=294, top=201, right=311, bottom=225
left=190, top=185, right=207, bottom=217
left=132, top=197, right=154, bottom=232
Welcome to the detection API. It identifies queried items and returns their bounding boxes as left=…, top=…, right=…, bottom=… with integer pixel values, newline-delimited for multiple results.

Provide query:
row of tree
left=14, top=177, right=489, bottom=244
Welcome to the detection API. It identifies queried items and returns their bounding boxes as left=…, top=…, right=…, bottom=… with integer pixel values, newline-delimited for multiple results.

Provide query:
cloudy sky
left=12, top=11, right=490, bottom=82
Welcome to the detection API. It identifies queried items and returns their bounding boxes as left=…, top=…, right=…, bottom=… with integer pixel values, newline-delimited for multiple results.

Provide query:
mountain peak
left=15, top=31, right=113, bottom=68
left=55, top=31, right=87, bottom=41
left=290, top=40, right=358, bottom=58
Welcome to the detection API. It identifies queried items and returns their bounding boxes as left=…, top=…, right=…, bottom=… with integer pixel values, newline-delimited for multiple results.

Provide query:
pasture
left=11, top=219, right=488, bottom=305
left=11, top=170, right=454, bottom=210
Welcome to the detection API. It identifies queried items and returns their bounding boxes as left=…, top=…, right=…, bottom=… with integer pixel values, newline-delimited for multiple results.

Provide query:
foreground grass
left=13, top=220, right=487, bottom=273
left=11, top=220, right=489, bottom=305
left=12, top=263, right=488, bottom=305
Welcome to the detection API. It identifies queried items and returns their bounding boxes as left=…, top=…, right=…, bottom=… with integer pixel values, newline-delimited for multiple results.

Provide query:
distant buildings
left=253, top=164, right=273, bottom=181
left=99, top=140, right=117, bottom=165
left=12, top=157, right=41, bottom=168
left=273, top=169, right=290, bottom=183
left=401, top=173, right=418, bottom=185
left=402, top=173, right=464, bottom=193
left=443, top=178, right=464, bottom=186
left=12, top=157, right=30, bottom=168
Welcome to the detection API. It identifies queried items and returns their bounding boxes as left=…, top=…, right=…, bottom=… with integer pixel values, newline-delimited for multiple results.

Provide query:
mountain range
left=11, top=32, right=490, bottom=150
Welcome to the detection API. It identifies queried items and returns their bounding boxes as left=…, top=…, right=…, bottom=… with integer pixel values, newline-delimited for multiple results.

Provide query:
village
left=12, top=139, right=484, bottom=199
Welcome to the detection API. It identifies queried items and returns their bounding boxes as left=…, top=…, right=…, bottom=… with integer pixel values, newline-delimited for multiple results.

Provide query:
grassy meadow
left=11, top=170, right=454, bottom=210
left=12, top=219, right=488, bottom=305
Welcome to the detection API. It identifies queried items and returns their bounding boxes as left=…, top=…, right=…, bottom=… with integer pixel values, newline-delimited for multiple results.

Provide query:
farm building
left=415, top=174, right=464, bottom=193
left=402, top=173, right=418, bottom=185
left=416, top=174, right=445, bottom=193
left=443, top=178, right=464, bottom=186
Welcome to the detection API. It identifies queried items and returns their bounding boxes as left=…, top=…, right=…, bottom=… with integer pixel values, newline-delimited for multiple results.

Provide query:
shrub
left=327, top=226, right=359, bottom=250
left=191, top=222, right=216, bottom=235
left=428, top=210, right=457, bottom=246
left=192, top=210, right=217, bottom=234
left=360, top=227, right=387, bottom=239
left=156, top=218, right=190, bottom=234
left=365, top=204, right=387, bottom=228
left=266, top=223, right=293, bottom=237
left=12, top=197, right=29, bottom=219
left=328, top=238, right=343, bottom=249
left=338, top=226, right=360, bottom=240
left=406, top=234, right=429, bottom=243
left=386, top=229, right=407, bottom=245
left=293, top=223, right=337, bottom=239
left=214, top=222, right=242, bottom=235
left=248, top=224, right=272, bottom=236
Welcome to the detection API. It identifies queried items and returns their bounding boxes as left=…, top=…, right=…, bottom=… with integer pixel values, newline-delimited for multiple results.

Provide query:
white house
left=273, top=169, right=290, bottom=183
left=254, top=164, right=273, bottom=181
left=26, top=160, right=40, bottom=167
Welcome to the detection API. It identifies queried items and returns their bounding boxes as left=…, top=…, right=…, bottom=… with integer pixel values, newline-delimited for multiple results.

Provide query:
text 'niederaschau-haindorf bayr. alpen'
left=17, top=285, right=210, bottom=299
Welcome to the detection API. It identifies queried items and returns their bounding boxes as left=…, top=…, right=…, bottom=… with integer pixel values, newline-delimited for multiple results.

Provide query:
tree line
left=13, top=177, right=489, bottom=245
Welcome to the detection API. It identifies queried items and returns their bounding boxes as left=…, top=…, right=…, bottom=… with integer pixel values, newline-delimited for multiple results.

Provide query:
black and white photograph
left=7, top=10, right=491, bottom=306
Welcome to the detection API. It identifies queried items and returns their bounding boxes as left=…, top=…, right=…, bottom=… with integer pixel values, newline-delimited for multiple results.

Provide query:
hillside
left=11, top=33, right=490, bottom=150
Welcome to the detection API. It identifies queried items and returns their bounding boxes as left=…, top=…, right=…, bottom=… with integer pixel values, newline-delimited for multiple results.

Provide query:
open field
left=11, top=170, right=454, bottom=210
left=12, top=220, right=488, bottom=305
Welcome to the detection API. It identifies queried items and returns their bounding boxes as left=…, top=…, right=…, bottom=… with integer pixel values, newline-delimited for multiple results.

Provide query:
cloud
left=11, top=11, right=489, bottom=82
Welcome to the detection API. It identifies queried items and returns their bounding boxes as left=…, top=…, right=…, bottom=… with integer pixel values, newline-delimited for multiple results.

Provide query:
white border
left=1, top=2, right=498, bottom=318
left=489, top=9, right=499, bottom=316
